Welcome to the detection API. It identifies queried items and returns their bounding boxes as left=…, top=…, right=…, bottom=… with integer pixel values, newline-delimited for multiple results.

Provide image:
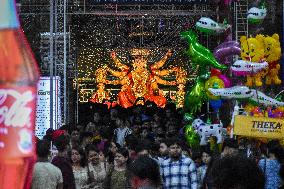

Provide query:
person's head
left=110, top=108, right=118, bottom=120
left=53, top=135, right=69, bottom=153
left=159, top=140, right=168, bottom=157
left=36, top=139, right=51, bottom=158
left=80, top=132, right=93, bottom=146
left=191, top=150, right=202, bottom=167
left=86, top=145, right=100, bottom=165
left=202, top=148, right=212, bottom=165
left=70, top=147, right=87, bottom=167
left=166, top=137, right=182, bottom=160
left=151, top=121, right=159, bottom=133
left=208, top=155, right=265, bottom=189
left=71, top=129, right=80, bottom=142
left=99, top=150, right=107, bottom=162
left=109, top=142, right=120, bottom=154
left=267, top=140, right=284, bottom=162
left=116, top=112, right=128, bottom=128
left=93, top=111, right=101, bottom=123
left=115, top=148, right=129, bottom=167
left=129, top=156, right=161, bottom=189
left=135, top=143, right=150, bottom=157
left=222, top=138, right=238, bottom=157
left=125, top=135, right=139, bottom=151
left=76, top=124, right=85, bottom=133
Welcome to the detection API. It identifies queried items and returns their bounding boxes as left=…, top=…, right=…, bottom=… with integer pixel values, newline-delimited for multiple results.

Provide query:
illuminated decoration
left=92, top=48, right=181, bottom=108
left=176, top=68, right=187, bottom=108
left=89, top=0, right=209, bottom=4
left=72, top=6, right=220, bottom=106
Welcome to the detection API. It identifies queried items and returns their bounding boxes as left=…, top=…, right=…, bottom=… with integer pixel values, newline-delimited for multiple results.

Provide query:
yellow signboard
left=234, top=115, right=284, bottom=139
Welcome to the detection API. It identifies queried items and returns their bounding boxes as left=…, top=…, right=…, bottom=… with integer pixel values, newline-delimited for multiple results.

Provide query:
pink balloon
left=219, top=74, right=231, bottom=88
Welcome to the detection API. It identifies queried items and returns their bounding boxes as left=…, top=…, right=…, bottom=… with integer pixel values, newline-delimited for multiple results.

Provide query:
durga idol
left=105, top=48, right=177, bottom=108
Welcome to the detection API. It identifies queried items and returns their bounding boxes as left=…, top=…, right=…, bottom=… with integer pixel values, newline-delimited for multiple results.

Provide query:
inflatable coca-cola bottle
left=0, top=0, right=39, bottom=188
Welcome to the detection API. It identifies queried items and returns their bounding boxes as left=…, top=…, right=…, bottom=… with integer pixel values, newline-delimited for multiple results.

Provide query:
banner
left=234, top=115, right=284, bottom=139
left=89, top=0, right=209, bottom=5
left=35, top=77, right=62, bottom=139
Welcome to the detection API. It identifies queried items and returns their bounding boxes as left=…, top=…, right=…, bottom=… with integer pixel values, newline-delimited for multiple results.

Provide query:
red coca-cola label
left=0, top=86, right=36, bottom=158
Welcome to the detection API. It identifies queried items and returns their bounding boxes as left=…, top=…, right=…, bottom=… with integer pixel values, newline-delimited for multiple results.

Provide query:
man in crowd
left=129, top=156, right=161, bottom=189
left=221, top=138, right=239, bottom=157
left=32, top=140, right=63, bottom=189
left=208, top=154, right=265, bottom=189
left=113, top=111, right=132, bottom=146
left=158, top=139, right=169, bottom=162
left=52, top=135, right=76, bottom=189
left=160, top=138, right=197, bottom=189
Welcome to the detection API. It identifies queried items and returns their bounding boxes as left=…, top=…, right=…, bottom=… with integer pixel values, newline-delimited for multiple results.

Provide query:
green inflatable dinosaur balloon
left=184, top=73, right=209, bottom=115
left=180, top=29, right=227, bottom=72
left=185, top=124, right=200, bottom=149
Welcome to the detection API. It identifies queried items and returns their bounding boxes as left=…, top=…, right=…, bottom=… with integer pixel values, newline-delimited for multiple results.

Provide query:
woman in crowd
left=104, top=148, right=130, bottom=189
left=107, top=142, right=120, bottom=164
left=87, top=145, right=109, bottom=189
left=258, top=140, right=284, bottom=189
left=197, top=148, right=212, bottom=189
left=70, top=147, right=89, bottom=189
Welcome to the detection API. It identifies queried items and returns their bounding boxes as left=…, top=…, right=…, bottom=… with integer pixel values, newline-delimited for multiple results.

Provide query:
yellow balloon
left=205, top=76, right=225, bottom=100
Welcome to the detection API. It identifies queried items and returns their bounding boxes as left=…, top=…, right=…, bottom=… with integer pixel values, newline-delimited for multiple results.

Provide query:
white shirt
left=31, top=162, right=63, bottom=189
left=114, top=127, right=132, bottom=146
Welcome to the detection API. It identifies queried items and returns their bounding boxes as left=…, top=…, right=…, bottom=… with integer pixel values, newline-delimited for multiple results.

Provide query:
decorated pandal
left=89, top=48, right=187, bottom=108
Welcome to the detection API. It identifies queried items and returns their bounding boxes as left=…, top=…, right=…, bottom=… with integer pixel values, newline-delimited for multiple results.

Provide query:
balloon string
left=275, top=90, right=284, bottom=99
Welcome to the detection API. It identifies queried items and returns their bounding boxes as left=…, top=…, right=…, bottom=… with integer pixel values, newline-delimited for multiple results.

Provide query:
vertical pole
left=281, top=0, right=284, bottom=84
left=49, top=0, right=54, bottom=130
left=54, top=0, right=58, bottom=128
left=64, top=0, right=67, bottom=124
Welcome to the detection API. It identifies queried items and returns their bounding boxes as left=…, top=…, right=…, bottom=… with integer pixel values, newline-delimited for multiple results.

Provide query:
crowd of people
left=31, top=102, right=284, bottom=189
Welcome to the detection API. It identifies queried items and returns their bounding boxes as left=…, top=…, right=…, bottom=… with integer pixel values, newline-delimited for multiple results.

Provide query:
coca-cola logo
left=0, top=89, right=34, bottom=128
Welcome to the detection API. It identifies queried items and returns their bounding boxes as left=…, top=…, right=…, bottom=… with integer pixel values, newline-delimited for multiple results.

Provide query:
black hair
left=43, top=128, right=54, bottom=142
left=71, top=128, right=80, bottom=134
left=53, top=135, right=69, bottom=152
left=85, top=144, right=100, bottom=156
left=222, top=138, right=238, bottom=151
left=191, top=150, right=202, bottom=161
left=279, top=163, right=284, bottom=181
left=116, top=147, right=130, bottom=164
left=208, top=155, right=265, bottom=189
left=116, top=147, right=129, bottom=158
left=80, top=131, right=93, bottom=142
left=201, top=145, right=213, bottom=157
left=125, top=135, right=139, bottom=150
left=70, top=147, right=87, bottom=167
left=159, top=139, right=168, bottom=146
left=267, top=140, right=284, bottom=163
left=129, top=156, right=161, bottom=187
left=166, top=137, right=183, bottom=148
left=135, top=141, right=150, bottom=154
left=36, top=139, right=51, bottom=158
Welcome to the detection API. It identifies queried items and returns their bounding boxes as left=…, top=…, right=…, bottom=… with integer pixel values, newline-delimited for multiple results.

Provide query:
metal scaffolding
left=18, top=0, right=251, bottom=125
